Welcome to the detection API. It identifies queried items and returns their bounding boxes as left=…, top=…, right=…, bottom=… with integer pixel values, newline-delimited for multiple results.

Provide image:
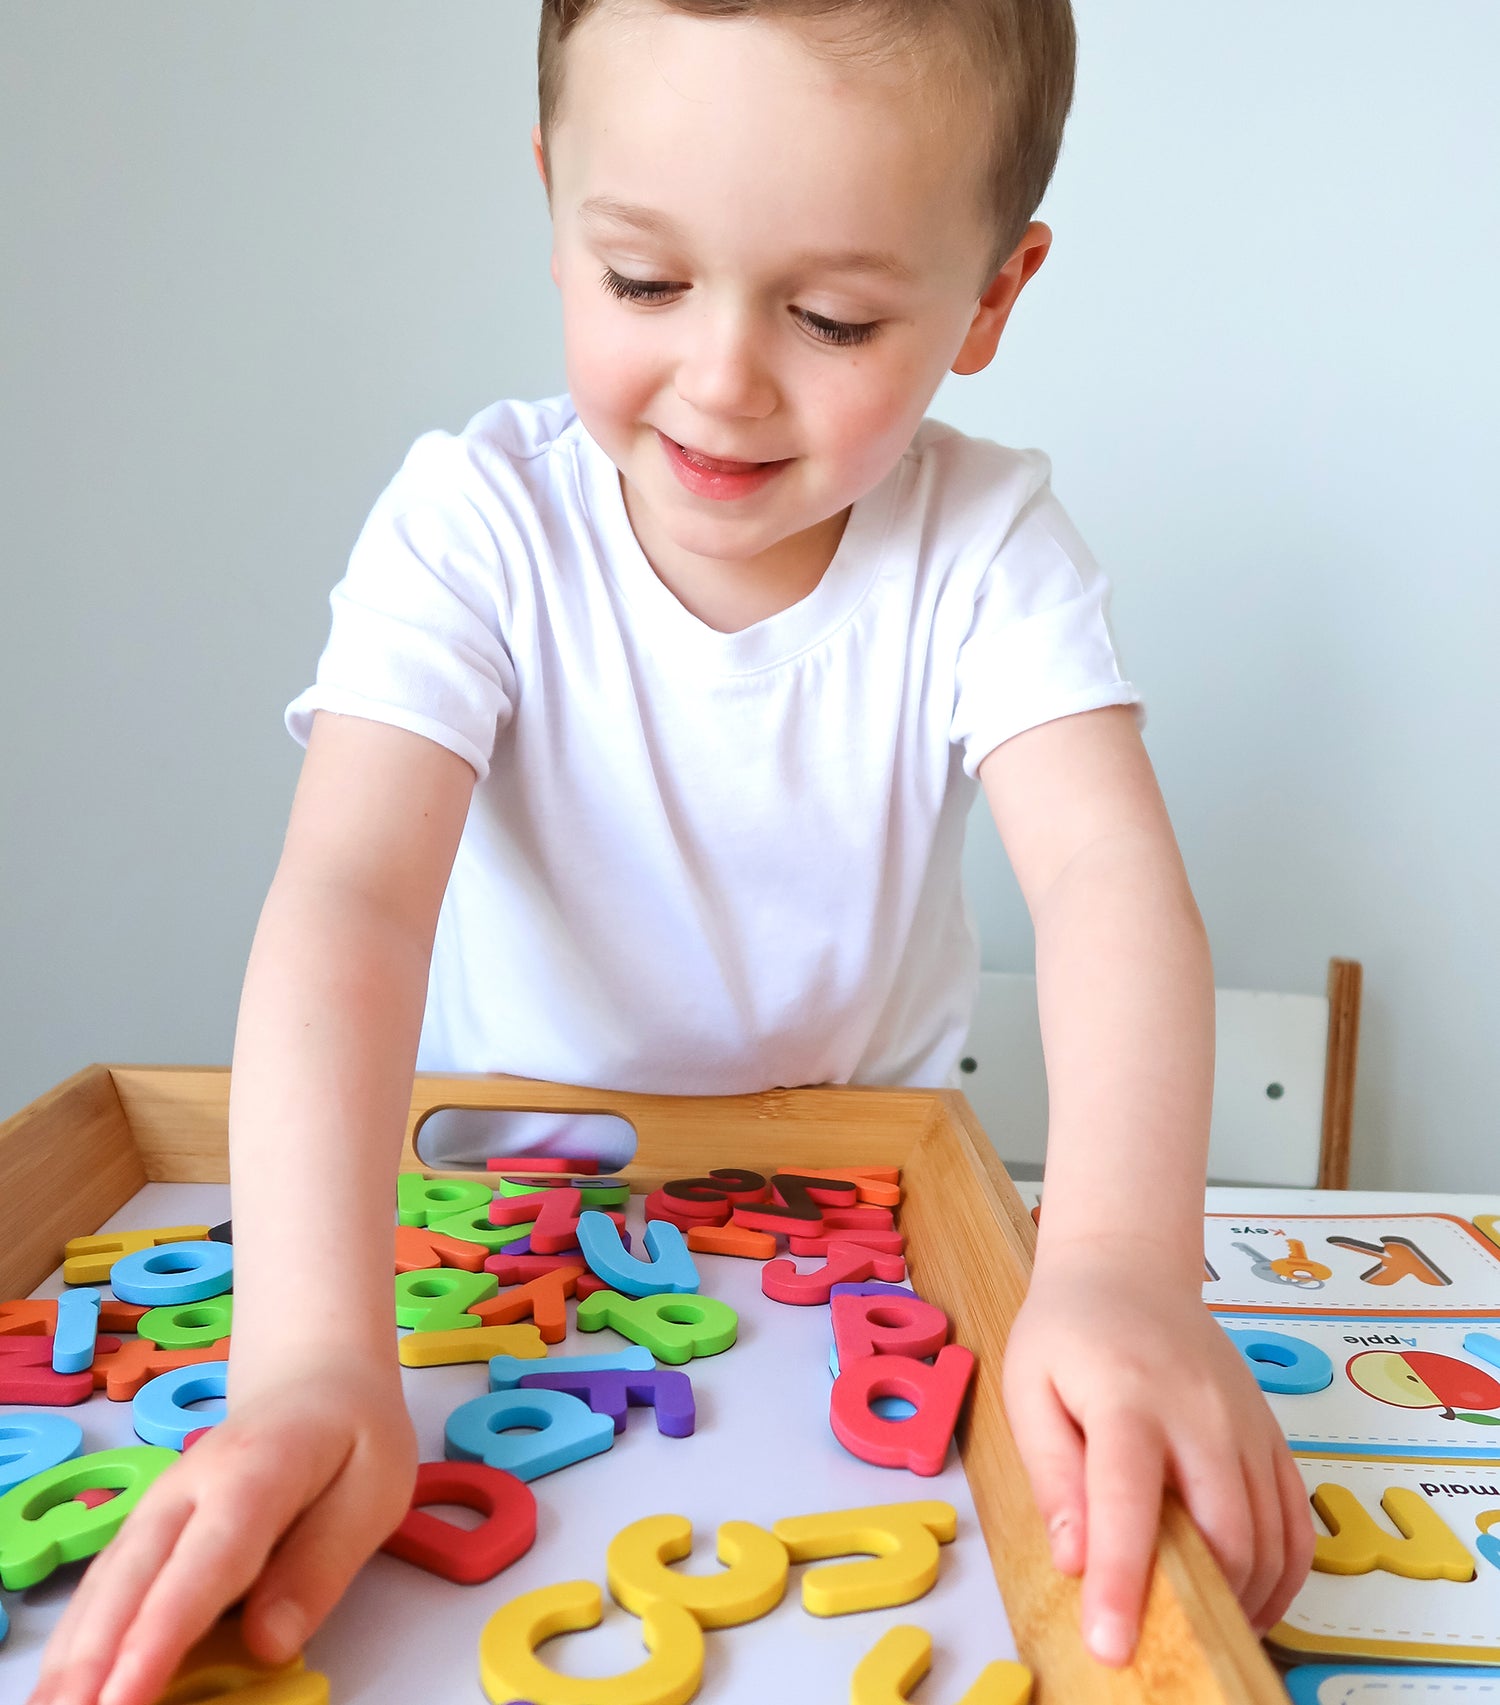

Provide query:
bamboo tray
left=0, top=1064, right=1292, bottom=1704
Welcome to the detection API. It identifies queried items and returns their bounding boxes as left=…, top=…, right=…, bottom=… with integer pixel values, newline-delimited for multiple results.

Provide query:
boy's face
left=538, top=0, right=1049, bottom=592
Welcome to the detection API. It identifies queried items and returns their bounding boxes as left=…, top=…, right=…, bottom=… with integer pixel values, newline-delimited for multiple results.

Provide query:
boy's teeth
left=682, top=443, right=758, bottom=471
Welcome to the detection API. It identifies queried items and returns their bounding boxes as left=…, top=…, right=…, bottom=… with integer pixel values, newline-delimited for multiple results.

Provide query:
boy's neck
left=621, top=476, right=852, bottom=634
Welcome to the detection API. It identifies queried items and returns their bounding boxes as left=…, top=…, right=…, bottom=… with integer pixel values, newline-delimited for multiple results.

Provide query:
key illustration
left=1232, top=1240, right=1327, bottom=1290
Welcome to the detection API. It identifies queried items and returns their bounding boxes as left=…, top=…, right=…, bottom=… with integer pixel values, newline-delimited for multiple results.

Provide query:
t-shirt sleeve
left=950, top=450, right=1142, bottom=779
left=284, top=432, right=520, bottom=784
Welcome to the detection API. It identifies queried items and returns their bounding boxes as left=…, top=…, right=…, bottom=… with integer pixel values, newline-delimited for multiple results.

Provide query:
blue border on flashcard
left=1283, top=1439, right=1500, bottom=1460
left=1210, top=1311, right=1500, bottom=1458
left=1285, top=1664, right=1500, bottom=1702
left=1213, top=1309, right=1500, bottom=1322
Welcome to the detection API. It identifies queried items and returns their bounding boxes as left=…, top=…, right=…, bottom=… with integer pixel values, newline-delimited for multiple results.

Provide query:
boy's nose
left=674, top=309, right=778, bottom=421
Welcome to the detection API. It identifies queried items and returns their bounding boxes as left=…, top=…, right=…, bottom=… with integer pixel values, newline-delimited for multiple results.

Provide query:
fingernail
left=262, top=1600, right=305, bottom=1659
left=1088, top=1612, right=1133, bottom=1667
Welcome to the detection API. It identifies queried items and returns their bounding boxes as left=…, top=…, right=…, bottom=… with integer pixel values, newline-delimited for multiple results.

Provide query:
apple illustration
left=1347, top=1349, right=1500, bottom=1423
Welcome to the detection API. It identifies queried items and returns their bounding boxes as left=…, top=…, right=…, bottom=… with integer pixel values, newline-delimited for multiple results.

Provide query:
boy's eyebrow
left=577, top=195, right=918, bottom=282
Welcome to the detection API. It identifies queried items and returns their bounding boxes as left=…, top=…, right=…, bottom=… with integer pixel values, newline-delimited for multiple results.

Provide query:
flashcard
left=1268, top=1456, right=1500, bottom=1664
left=1218, top=1315, right=1500, bottom=1460
left=1286, top=1666, right=1500, bottom=1703
left=1204, top=1215, right=1500, bottom=1317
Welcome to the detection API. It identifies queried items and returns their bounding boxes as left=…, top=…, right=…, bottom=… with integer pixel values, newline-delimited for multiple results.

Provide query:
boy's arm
left=978, top=705, right=1314, bottom=1666
left=31, top=710, right=477, bottom=1705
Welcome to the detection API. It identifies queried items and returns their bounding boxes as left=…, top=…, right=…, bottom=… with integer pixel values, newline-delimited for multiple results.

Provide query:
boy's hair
left=537, top=0, right=1077, bottom=284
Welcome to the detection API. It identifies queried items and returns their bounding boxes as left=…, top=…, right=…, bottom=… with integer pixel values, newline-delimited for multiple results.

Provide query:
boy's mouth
left=660, top=433, right=787, bottom=473
left=654, top=429, right=795, bottom=502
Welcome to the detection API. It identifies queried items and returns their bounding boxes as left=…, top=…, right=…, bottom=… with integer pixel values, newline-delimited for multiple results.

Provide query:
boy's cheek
left=562, top=305, right=657, bottom=429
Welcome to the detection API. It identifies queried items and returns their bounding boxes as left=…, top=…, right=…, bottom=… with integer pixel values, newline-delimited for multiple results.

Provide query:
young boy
left=30, top=3, right=1314, bottom=1701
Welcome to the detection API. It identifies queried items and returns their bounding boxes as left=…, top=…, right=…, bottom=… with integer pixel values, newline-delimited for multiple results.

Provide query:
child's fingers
left=1252, top=1443, right=1316, bottom=1636
left=1168, top=1431, right=1258, bottom=1604
left=239, top=1446, right=415, bottom=1664
left=93, top=1493, right=293, bottom=1705
left=28, top=1489, right=195, bottom=1705
left=1080, top=1408, right=1165, bottom=1667
left=86, top=1435, right=331, bottom=1705
left=1236, top=1446, right=1287, bottom=1630
left=1003, top=1367, right=1087, bottom=1574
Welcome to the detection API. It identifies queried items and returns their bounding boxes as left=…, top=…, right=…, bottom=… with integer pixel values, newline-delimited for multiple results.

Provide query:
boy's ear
left=532, top=124, right=560, bottom=286
left=951, top=222, right=1053, bottom=377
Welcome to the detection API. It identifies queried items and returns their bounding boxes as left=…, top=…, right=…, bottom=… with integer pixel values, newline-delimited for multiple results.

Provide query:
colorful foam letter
left=1326, top=1235, right=1452, bottom=1288
left=0, top=1445, right=177, bottom=1590
left=763, top=1244, right=906, bottom=1304
left=578, top=1213, right=700, bottom=1297
left=61, top=1225, right=209, bottom=1286
left=394, top=1268, right=498, bottom=1332
left=684, top=1222, right=776, bottom=1259
left=493, top=1175, right=631, bottom=1208
left=95, top=1338, right=228, bottom=1401
left=0, top=1336, right=102, bottom=1406
left=772, top=1501, right=958, bottom=1617
left=398, top=1324, right=546, bottom=1368
left=520, top=1367, right=695, bottom=1437
left=831, top=1346, right=976, bottom=1476
left=852, top=1625, right=1032, bottom=1705
left=393, top=1223, right=488, bottom=1273
left=1221, top=1327, right=1334, bottom=1395
left=1464, top=1332, right=1500, bottom=1371
left=469, top=1266, right=583, bottom=1344
left=397, top=1173, right=493, bottom=1227
left=1311, top=1483, right=1475, bottom=1580
left=135, top=1296, right=234, bottom=1350
left=789, top=1230, right=906, bottom=1257
left=132, top=1361, right=229, bottom=1449
left=446, top=1387, right=615, bottom=1481
left=0, top=1413, right=84, bottom=1495
left=110, top=1240, right=234, bottom=1306
left=489, top=1346, right=655, bottom=1390
left=478, top=1580, right=704, bottom=1705
left=606, top=1514, right=788, bottom=1627
left=381, top=1460, right=537, bottom=1584
left=428, top=1203, right=535, bottom=1253
left=734, top=1173, right=856, bottom=1237
left=832, top=1293, right=948, bottom=1366
left=576, top=1289, right=737, bottom=1365
left=154, top=1618, right=328, bottom=1705
left=51, top=1288, right=102, bottom=1374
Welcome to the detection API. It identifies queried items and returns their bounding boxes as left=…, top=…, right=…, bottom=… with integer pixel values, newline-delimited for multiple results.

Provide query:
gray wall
left=3, top=3, right=1496, bottom=1189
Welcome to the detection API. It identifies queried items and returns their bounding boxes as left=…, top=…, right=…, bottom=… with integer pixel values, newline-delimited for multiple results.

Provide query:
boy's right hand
left=27, top=1350, right=417, bottom=1705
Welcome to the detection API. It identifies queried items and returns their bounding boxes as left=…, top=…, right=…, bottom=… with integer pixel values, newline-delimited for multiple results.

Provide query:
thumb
left=1004, top=1366, right=1087, bottom=1575
left=239, top=1447, right=415, bottom=1665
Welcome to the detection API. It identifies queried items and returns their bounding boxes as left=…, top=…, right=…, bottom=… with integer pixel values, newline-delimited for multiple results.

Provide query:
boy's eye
left=599, top=267, right=879, bottom=349
left=600, top=267, right=680, bottom=305
left=796, top=309, right=879, bottom=348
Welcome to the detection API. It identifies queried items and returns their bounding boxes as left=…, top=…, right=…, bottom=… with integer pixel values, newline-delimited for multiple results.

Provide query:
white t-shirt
left=286, top=393, right=1140, bottom=1109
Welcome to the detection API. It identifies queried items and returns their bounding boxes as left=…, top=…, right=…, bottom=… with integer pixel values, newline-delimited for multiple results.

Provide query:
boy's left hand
left=1001, top=1240, right=1317, bottom=1668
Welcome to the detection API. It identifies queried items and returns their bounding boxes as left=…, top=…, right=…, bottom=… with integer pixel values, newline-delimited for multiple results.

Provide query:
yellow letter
left=607, top=1514, right=787, bottom=1627
left=478, top=1579, right=703, bottom=1705
left=1312, top=1484, right=1474, bottom=1580
left=771, top=1501, right=957, bottom=1616
left=852, top=1625, right=1032, bottom=1705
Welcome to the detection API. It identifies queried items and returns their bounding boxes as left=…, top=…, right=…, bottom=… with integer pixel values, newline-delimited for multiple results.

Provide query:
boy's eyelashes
left=597, top=266, right=880, bottom=349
